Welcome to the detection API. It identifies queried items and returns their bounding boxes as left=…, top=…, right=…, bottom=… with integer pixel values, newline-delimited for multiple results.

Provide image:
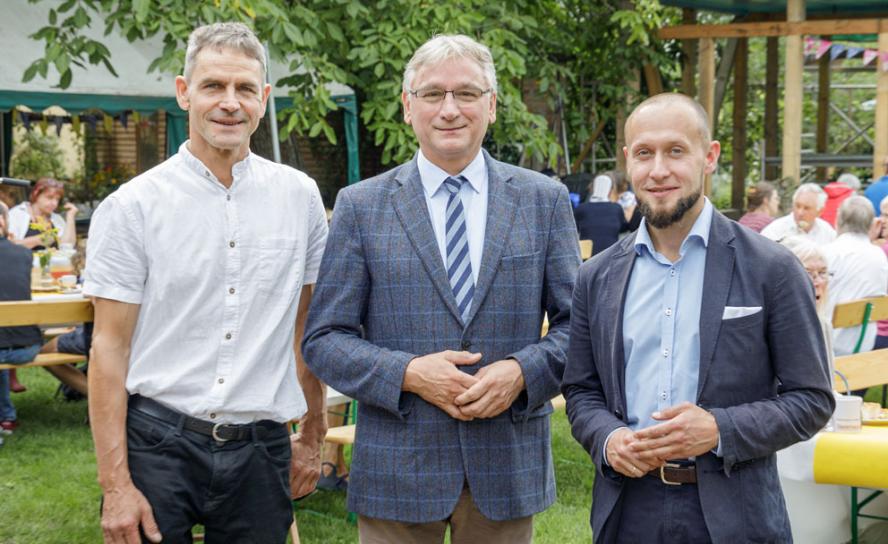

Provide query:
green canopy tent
left=1, top=0, right=359, bottom=184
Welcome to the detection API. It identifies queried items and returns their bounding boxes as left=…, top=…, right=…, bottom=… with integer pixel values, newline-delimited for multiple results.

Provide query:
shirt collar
left=634, top=197, right=714, bottom=257
left=417, top=149, right=487, bottom=198
left=178, top=141, right=253, bottom=187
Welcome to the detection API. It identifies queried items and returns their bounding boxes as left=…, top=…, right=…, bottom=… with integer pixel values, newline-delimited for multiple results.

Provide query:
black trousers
left=611, top=474, right=711, bottom=543
left=123, top=402, right=293, bottom=543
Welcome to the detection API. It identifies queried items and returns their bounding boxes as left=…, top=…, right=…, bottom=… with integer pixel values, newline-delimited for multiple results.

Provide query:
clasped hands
left=403, top=350, right=525, bottom=420
left=605, top=402, right=719, bottom=478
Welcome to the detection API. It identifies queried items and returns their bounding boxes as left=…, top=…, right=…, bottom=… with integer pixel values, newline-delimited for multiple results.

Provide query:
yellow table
left=814, top=426, right=888, bottom=489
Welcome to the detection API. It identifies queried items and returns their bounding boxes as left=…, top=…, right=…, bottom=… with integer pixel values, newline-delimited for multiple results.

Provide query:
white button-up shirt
left=822, top=232, right=888, bottom=355
left=83, top=142, right=328, bottom=423
left=761, top=214, right=836, bottom=245
left=418, top=149, right=488, bottom=281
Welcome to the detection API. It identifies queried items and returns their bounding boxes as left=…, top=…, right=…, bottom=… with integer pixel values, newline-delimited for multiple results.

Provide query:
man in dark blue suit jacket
left=563, top=93, right=834, bottom=543
left=304, top=35, right=579, bottom=543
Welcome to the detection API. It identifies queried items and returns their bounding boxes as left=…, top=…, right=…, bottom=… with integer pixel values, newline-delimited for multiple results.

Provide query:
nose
left=219, top=86, right=240, bottom=112
left=437, top=92, right=461, bottom=119
left=649, top=152, right=670, bottom=181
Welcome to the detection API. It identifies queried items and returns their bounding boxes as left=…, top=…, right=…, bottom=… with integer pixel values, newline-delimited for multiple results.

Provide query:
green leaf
left=49, top=9, right=57, bottom=25
left=308, top=121, right=323, bottom=138
left=134, top=0, right=151, bottom=23
left=57, top=68, right=73, bottom=89
left=22, top=63, right=39, bottom=83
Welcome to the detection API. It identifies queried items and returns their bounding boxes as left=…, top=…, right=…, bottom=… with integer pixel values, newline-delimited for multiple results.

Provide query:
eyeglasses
left=408, top=87, right=492, bottom=104
left=805, top=268, right=831, bottom=281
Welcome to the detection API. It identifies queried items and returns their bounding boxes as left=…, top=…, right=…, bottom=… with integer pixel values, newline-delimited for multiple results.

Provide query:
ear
left=175, top=75, right=190, bottom=111
left=488, top=91, right=497, bottom=124
left=259, top=83, right=272, bottom=117
left=402, top=90, right=412, bottom=125
left=704, top=140, right=721, bottom=175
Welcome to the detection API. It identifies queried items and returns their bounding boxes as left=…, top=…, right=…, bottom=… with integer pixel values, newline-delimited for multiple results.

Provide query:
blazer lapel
left=696, top=213, right=736, bottom=398
left=464, top=152, right=518, bottom=326
left=606, top=237, right=637, bottom=414
left=391, top=159, right=465, bottom=325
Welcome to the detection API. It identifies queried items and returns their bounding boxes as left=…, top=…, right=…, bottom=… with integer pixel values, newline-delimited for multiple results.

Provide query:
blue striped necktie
left=444, top=176, right=474, bottom=322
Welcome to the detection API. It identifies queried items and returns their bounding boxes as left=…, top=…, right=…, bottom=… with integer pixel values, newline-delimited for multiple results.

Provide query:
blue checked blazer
left=303, top=150, right=580, bottom=522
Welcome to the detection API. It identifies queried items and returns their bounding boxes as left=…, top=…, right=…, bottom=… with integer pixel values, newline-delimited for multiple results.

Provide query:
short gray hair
left=184, top=23, right=266, bottom=82
left=782, top=235, right=827, bottom=267
left=403, top=34, right=497, bottom=94
left=837, top=173, right=861, bottom=191
left=793, top=183, right=827, bottom=210
left=837, top=195, right=874, bottom=235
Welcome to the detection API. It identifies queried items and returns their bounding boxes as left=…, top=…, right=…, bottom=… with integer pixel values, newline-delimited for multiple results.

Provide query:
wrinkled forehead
left=412, top=57, right=487, bottom=88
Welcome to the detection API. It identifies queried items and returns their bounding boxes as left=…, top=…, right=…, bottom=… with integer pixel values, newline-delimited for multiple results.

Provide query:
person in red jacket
left=821, top=173, right=860, bottom=227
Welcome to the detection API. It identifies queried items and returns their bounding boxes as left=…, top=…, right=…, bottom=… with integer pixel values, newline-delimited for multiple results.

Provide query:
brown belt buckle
left=660, top=462, right=682, bottom=486
left=211, top=422, right=229, bottom=443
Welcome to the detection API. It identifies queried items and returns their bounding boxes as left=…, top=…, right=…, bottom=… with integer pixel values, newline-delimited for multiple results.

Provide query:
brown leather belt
left=646, top=462, right=697, bottom=485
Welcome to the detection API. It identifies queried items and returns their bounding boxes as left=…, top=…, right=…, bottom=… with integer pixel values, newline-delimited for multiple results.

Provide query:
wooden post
left=616, top=71, right=640, bottom=173
left=765, top=37, right=780, bottom=181
left=732, top=38, right=748, bottom=214
left=816, top=36, right=831, bottom=182
left=875, top=30, right=888, bottom=179
left=681, top=8, right=697, bottom=96
left=782, top=0, right=805, bottom=187
left=699, top=37, right=716, bottom=196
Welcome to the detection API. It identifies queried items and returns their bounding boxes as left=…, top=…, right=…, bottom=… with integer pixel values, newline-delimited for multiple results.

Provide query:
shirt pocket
left=257, top=237, right=302, bottom=295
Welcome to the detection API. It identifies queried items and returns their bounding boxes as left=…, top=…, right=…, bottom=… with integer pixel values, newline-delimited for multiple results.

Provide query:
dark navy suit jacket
left=563, top=210, right=835, bottom=543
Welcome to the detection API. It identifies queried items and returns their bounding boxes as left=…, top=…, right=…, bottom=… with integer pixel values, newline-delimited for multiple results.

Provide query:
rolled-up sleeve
left=82, top=194, right=147, bottom=304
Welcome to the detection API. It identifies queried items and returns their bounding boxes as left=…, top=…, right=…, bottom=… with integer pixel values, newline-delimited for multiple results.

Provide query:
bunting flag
left=102, top=113, right=113, bottom=134
left=71, top=115, right=81, bottom=135
left=52, top=115, right=64, bottom=137
left=18, top=110, right=31, bottom=131
left=38, top=115, right=48, bottom=135
left=802, top=36, right=888, bottom=72
left=84, top=115, right=97, bottom=132
left=119, top=111, right=128, bottom=129
left=830, top=44, right=846, bottom=61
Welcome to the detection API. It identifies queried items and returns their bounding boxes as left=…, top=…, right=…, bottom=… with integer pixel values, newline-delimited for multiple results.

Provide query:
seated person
left=0, top=202, right=42, bottom=433
left=8, top=177, right=78, bottom=251
left=40, top=321, right=91, bottom=398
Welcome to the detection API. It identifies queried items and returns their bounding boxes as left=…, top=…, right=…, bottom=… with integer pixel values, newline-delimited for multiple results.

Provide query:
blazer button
left=460, top=341, right=470, bottom=351
left=614, top=409, right=623, bottom=418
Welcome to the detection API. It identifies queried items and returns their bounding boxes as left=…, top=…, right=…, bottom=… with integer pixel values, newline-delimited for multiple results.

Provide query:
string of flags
left=14, top=109, right=147, bottom=137
left=804, top=36, right=888, bottom=71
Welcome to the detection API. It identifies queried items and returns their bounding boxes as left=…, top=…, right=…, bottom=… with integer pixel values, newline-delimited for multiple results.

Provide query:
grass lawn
left=0, top=368, right=596, bottom=543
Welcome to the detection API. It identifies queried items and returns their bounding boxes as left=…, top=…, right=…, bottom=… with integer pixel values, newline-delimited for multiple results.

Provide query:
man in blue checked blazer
left=303, top=34, right=579, bottom=543
left=562, top=93, right=834, bottom=542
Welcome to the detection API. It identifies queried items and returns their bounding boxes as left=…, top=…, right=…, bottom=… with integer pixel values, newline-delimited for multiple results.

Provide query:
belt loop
left=250, top=422, right=259, bottom=444
left=175, top=413, right=186, bottom=436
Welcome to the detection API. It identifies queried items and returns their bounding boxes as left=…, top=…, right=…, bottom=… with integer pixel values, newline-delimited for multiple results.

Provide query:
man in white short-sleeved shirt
left=83, top=23, right=328, bottom=544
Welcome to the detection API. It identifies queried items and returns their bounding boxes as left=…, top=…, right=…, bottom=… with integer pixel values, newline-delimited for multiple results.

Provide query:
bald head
left=625, top=93, right=711, bottom=148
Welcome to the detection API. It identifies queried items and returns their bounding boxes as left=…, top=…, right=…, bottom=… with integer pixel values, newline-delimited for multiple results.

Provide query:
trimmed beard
left=638, top=188, right=703, bottom=229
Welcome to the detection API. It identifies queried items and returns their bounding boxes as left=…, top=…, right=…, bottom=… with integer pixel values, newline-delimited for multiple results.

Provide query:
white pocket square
left=723, top=306, right=762, bottom=320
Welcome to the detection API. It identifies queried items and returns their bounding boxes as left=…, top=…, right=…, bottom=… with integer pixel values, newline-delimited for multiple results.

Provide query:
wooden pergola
left=657, top=0, right=888, bottom=209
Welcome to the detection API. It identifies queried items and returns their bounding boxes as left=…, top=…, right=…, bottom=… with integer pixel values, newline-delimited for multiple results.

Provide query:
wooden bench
left=830, top=296, right=888, bottom=394
left=0, top=299, right=93, bottom=370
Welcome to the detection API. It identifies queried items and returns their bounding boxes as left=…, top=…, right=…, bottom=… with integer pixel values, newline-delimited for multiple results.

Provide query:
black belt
left=646, top=462, right=697, bottom=485
left=128, top=394, right=281, bottom=442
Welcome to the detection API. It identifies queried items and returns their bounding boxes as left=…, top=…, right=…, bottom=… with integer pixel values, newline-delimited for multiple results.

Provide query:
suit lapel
left=696, top=212, right=735, bottom=398
left=391, top=159, right=465, bottom=325
left=607, top=237, right=637, bottom=414
left=464, top=152, right=518, bottom=326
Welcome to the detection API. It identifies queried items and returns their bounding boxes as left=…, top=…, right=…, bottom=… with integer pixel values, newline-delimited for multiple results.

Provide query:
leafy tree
left=10, top=129, right=67, bottom=181
left=24, top=0, right=675, bottom=172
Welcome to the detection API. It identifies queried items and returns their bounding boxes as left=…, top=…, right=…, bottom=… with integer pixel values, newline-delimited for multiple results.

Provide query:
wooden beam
left=699, top=37, right=716, bottom=196
left=681, top=8, right=697, bottom=96
left=0, top=299, right=93, bottom=327
left=834, top=349, right=888, bottom=391
left=816, top=38, right=831, bottom=182
left=732, top=38, right=748, bottom=212
left=764, top=37, right=780, bottom=181
left=876, top=31, right=888, bottom=178
left=658, top=18, right=888, bottom=40
left=782, top=0, right=805, bottom=187
left=713, top=38, right=739, bottom=136
left=643, top=63, right=663, bottom=96
left=616, top=71, right=639, bottom=173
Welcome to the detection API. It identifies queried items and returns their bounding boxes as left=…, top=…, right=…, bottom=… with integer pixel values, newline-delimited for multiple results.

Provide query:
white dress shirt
left=8, top=202, right=66, bottom=241
left=418, top=149, right=488, bottom=282
left=83, top=142, right=328, bottom=423
left=822, top=232, right=888, bottom=355
left=760, top=214, right=836, bottom=245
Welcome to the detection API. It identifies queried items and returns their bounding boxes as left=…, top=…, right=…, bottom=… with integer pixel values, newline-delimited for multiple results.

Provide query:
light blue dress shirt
left=418, top=149, right=488, bottom=282
left=622, top=198, right=712, bottom=432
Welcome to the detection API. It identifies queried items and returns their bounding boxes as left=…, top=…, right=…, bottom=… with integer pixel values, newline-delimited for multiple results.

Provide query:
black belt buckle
left=660, top=462, right=682, bottom=486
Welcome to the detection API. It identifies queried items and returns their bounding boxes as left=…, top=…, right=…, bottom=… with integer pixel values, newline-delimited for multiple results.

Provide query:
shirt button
left=670, top=269, right=676, bottom=277
left=663, top=349, right=669, bottom=357
left=665, top=308, right=672, bottom=317
left=660, top=392, right=667, bottom=400
left=209, top=413, right=216, bottom=419
left=218, top=378, right=225, bottom=384
left=226, top=194, right=231, bottom=201
left=229, top=241, right=235, bottom=248
left=229, top=287, right=235, bottom=295
left=225, top=332, right=232, bottom=340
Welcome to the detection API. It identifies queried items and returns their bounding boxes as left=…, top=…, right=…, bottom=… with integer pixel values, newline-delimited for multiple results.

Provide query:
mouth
left=435, top=125, right=467, bottom=134
left=645, top=186, right=679, bottom=198
left=211, top=118, right=246, bottom=128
